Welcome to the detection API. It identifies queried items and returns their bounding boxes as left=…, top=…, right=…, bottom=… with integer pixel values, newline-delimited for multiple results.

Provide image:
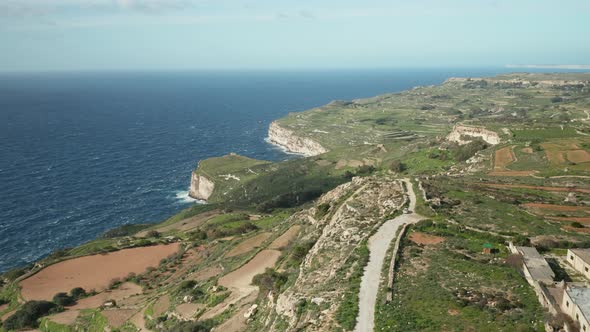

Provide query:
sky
left=0, top=0, right=589, bottom=71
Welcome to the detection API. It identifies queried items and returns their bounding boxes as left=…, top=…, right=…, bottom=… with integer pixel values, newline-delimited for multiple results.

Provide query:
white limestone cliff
left=189, top=171, right=215, bottom=201
left=267, top=122, right=328, bottom=157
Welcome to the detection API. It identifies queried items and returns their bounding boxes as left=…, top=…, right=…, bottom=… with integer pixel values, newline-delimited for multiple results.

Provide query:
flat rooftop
left=571, top=249, right=590, bottom=265
left=516, top=246, right=555, bottom=282
left=567, top=286, right=590, bottom=323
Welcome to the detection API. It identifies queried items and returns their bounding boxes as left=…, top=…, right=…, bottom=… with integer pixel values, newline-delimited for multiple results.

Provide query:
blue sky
left=0, top=0, right=589, bottom=71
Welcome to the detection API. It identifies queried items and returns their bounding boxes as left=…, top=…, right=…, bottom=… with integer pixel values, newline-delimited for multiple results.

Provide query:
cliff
left=446, top=124, right=500, bottom=145
left=268, top=121, right=328, bottom=157
left=189, top=171, right=215, bottom=200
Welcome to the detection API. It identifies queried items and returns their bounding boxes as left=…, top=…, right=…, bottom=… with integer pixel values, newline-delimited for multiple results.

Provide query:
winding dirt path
left=354, top=179, right=425, bottom=332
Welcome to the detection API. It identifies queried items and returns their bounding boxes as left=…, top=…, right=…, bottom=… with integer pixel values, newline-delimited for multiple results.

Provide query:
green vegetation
left=75, top=309, right=109, bottom=332
left=2, top=301, right=61, bottom=330
left=3, top=73, right=590, bottom=331
left=101, top=223, right=151, bottom=238
left=375, top=222, right=545, bottom=331
left=252, top=268, right=289, bottom=295
left=335, top=240, right=370, bottom=330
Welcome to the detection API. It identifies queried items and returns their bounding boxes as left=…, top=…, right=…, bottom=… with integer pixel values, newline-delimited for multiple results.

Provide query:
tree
left=53, top=292, right=75, bottom=306
left=70, top=287, right=86, bottom=299
left=3, top=301, right=60, bottom=330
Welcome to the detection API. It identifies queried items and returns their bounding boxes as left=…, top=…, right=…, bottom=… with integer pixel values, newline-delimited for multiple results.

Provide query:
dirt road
left=354, top=179, right=424, bottom=332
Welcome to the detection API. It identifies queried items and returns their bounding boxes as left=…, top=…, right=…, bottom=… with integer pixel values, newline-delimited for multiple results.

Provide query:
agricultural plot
left=375, top=222, right=545, bottom=331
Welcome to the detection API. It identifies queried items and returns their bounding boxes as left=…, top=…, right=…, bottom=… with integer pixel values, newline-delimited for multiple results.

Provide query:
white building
left=561, top=285, right=590, bottom=332
left=567, top=249, right=590, bottom=279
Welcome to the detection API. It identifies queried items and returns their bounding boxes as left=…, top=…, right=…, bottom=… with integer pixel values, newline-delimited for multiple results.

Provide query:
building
left=513, top=246, right=556, bottom=285
left=567, top=249, right=590, bottom=279
left=561, top=285, right=590, bottom=332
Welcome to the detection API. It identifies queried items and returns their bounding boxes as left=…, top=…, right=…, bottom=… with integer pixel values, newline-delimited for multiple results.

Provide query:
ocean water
left=0, top=68, right=524, bottom=272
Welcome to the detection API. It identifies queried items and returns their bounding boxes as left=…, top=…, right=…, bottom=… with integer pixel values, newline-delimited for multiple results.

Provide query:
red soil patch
left=567, top=150, right=590, bottom=163
left=544, top=150, right=566, bottom=164
left=219, top=250, right=281, bottom=290
left=522, top=203, right=590, bottom=213
left=409, top=232, right=445, bottom=245
left=269, top=225, right=301, bottom=249
left=548, top=217, right=590, bottom=225
left=152, top=295, right=170, bottom=317
left=21, top=243, right=179, bottom=301
left=488, top=171, right=535, bottom=176
left=521, top=147, right=534, bottom=154
left=225, top=233, right=271, bottom=257
left=480, top=183, right=590, bottom=193
left=563, top=226, right=590, bottom=234
left=129, top=307, right=147, bottom=331
left=493, top=146, right=515, bottom=170
left=71, top=282, right=143, bottom=310
left=189, top=266, right=223, bottom=282
left=102, top=309, right=136, bottom=328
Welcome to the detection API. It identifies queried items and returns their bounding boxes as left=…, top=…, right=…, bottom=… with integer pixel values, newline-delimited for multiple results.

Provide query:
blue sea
left=0, top=67, right=561, bottom=272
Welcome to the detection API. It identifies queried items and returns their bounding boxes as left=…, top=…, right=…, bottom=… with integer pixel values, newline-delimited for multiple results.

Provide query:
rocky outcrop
left=267, top=122, right=328, bottom=157
left=189, top=171, right=214, bottom=201
left=447, top=124, right=500, bottom=145
left=262, top=177, right=405, bottom=331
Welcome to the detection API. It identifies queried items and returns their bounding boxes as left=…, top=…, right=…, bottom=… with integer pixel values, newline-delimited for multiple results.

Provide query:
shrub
left=52, top=292, right=75, bottom=306
left=3, top=301, right=60, bottom=330
left=70, top=287, right=86, bottom=299
left=571, top=222, right=584, bottom=228
left=101, top=224, right=150, bottom=238
left=389, top=160, right=407, bottom=173
left=356, top=165, right=375, bottom=175
left=451, top=139, right=488, bottom=161
left=315, top=203, right=330, bottom=219
left=512, top=235, right=531, bottom=246
left=146, top=230, right=161, bottom=238
left=551, top=96, right=564, bottom=103
left=290, top=241, right=316, bottom=264
left=252, top=268, right=289, bottom=295
left=163, top=319, right=215, bottom=332
left=108, top=278, right=122, bottom=289
left=188, top=229, right=207, bottom=241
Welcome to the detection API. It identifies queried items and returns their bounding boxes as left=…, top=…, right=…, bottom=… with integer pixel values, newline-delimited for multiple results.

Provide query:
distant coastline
left=506, top=64, right=590, bottom=70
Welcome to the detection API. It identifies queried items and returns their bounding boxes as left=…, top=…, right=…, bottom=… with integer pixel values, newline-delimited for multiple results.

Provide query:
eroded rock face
left=263, top=177, right=405, bottom=331
left=189, top=172, right=214, bottom=200
left=447, top=124, right=500, bottom=145
left=267, top=122, right=328, bottom=157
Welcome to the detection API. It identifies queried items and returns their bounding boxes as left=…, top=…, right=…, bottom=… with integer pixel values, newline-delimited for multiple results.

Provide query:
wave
left=173, top=190, right=205, bottom=204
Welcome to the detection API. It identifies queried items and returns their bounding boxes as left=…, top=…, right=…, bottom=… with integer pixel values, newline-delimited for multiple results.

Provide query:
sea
left=0, top=67, right=577, bottom=272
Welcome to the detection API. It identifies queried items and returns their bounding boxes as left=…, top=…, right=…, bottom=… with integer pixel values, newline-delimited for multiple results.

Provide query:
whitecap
left=173, top=190, right=205, bottom=204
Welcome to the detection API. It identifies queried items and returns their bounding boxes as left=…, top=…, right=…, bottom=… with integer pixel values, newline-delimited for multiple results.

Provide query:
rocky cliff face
left=447, top=124, right=500, bottom=145
left=189, top=172, right=215, bottom=201
left=268, top=122, right=328, bottom=157
left=258, top=177, right=405, bottom=331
